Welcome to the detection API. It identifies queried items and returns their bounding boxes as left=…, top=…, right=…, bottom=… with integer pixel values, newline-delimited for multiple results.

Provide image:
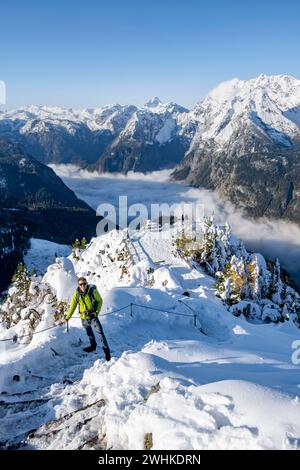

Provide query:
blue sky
left=1, top=0, right=300, bottom=109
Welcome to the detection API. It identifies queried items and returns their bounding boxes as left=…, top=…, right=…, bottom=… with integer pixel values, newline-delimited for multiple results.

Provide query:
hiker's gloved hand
left=89, top=312, right=97, bottom=320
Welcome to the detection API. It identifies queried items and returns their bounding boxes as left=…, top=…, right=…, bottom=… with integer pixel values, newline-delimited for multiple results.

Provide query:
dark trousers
left=81, top=317, right=110, bottom=351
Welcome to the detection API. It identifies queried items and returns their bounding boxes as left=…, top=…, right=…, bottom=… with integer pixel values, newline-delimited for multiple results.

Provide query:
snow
left=155, top=118, right=176, bottom=144
left=118, top=106, right=180, bottom=146
left=207, top=74, right=300, bottom=112
left=43, top=257, right=77, bottom=302
left=0, top=104, right=137, bottom=135
left=284, top=106, right=300, bottom=128
left=193, top=73, right=300, bottom=148
left=0, top=96, right=187, bottom=142
left=24, top=238, right=71, bottom=275
left=18, top=158, right=27, bottom=167
left=1, top=223, right=300, bottom=450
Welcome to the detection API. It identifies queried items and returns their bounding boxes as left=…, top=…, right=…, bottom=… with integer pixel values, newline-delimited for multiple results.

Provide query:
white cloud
left=49, top=164, right=172, bottom=182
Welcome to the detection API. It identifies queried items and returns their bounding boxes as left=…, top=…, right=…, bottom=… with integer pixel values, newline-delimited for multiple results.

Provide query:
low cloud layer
left=52, top=164, right=300, bottom=288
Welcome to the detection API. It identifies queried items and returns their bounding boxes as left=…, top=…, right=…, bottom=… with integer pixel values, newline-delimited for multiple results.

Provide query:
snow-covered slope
left=1, top=222, right=300, bottom=450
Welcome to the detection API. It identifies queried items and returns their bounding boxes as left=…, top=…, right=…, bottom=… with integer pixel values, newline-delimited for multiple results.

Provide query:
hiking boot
left=83, top=345, right=96, bottom=353
left=103, top=347, right=111, bottom=362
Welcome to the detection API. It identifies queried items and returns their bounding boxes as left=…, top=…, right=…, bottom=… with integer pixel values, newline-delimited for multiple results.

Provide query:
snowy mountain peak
left=205, top=74, right=300, bottom=111
left=192, top=73, right=300, bottom=147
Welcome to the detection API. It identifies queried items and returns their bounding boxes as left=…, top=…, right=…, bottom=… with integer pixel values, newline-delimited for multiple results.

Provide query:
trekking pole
left=67, top=320, right=69, bottom=333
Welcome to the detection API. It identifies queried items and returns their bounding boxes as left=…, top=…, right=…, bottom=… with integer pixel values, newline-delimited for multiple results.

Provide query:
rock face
left=172, top=74, right=300, bottom=224
left=0, top=140, right=98, bottom=291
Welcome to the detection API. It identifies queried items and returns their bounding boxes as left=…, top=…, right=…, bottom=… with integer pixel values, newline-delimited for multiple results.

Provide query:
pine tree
left=12, top=263, right=31, bottom=302
left=72, top=238, right=81, bottom=260
left=177, top=217, right=300, bottom=327
left=244, top=255, right=261, bottom=301
left=270, top=258, right=283, bottom=304
left=72, top=239, right=81, bottom=250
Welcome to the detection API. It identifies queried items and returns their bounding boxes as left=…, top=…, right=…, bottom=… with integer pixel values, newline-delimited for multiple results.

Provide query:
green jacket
left=66, top=285, right=103, bottom=321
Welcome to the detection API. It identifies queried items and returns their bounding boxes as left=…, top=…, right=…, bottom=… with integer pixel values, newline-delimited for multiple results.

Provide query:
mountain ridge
left=0, top=139, right=98, bottom=292
left=0, top=100, right=192, bottom=170
left=172, top=74, right=300, bottom=224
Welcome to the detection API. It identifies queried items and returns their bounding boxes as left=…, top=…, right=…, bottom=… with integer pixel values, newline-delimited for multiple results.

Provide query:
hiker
left=64, top=277, right=111, bottom=361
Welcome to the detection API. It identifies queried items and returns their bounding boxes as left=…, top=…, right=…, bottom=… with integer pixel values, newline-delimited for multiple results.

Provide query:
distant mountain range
left=0, top=98, right=195, bottom=172
left=0, top=74, right=300, bottom=224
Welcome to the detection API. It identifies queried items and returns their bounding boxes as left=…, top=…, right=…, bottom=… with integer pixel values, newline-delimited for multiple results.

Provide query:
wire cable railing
left=0, top=301, right=199, bottom=344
